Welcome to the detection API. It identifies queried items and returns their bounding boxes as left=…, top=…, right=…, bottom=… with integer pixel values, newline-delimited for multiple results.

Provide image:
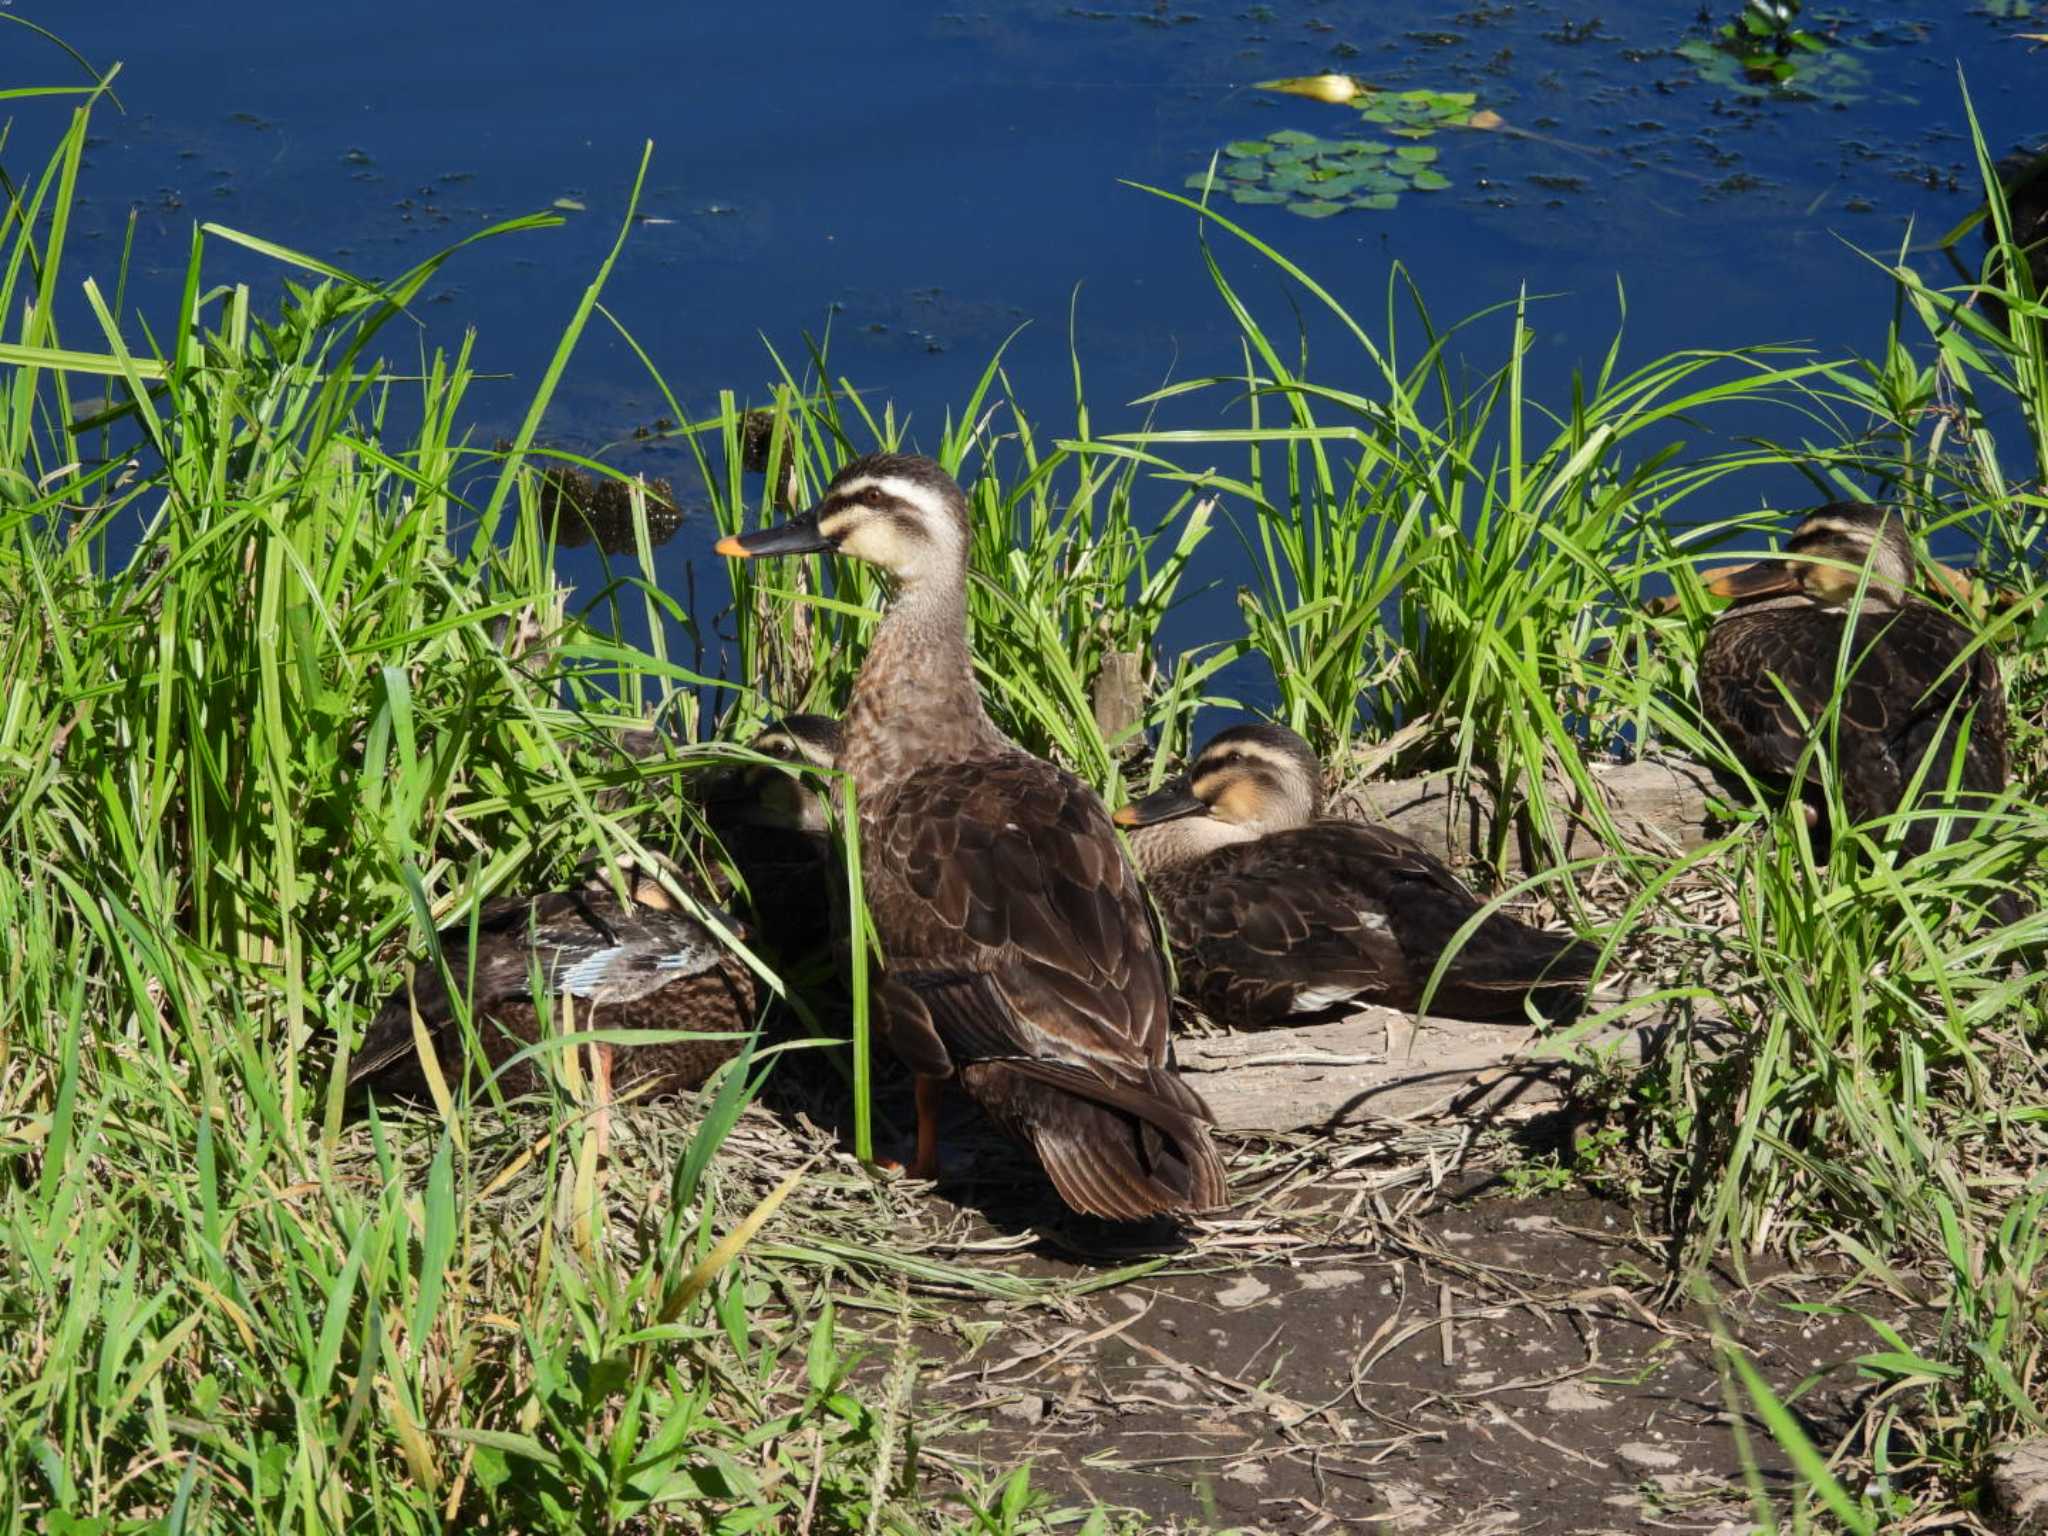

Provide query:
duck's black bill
left=1704, top=559, right=1800, bottom=600
left=1113, top=780, right=1209, bottom=828
left=715, top=515, right=833, bottom=559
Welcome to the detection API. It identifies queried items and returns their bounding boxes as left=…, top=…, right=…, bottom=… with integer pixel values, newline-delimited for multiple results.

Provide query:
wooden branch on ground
left=1331, top=753, right=1729, bottom=878
left=1988, top=1436, right=2048, bottom=1536
left=1178, top=1003, right=1708, bottom=1133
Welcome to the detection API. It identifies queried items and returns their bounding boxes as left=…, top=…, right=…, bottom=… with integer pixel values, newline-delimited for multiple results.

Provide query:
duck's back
left=860, top=749, right=1225, bottom=1219
left=1152, top=821, right=1591, bottom=1026
left=353, top=889, right=755, bottom=1102
left=1702, top=601, right=2007, bottom=846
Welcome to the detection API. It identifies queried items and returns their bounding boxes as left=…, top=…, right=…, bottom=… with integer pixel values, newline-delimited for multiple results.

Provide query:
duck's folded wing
left=349, top=894, right=738, bottom=1087
left=1838, top=607, right=2009, bottom=802
left=874, top=755, right=1177, bottom=1074
left=1701, top=609, right=1840, bottom=782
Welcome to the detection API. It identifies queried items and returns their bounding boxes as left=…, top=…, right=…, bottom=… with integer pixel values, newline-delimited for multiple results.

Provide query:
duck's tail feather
left=960, top=1058, right=1229, bottom=1222
left=1432, top=924, right=1600, bottom=1023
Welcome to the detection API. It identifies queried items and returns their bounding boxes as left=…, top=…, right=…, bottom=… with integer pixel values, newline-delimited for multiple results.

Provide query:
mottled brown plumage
left=704, top=714, right=844, bottom=959
left=1118, top=725, right=1594, bottom=1026
left=717, top=453, right=1227, bottom=1221
left=1699, top=503, right=2011, bottom=901
left=352, top=882, right=756, bottom=1103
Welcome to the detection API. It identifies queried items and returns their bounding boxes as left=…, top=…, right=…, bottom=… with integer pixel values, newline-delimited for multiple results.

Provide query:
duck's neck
left=840, top=569, right=1004, bottom=801
left=1126, top=815, right=1260, bottom=877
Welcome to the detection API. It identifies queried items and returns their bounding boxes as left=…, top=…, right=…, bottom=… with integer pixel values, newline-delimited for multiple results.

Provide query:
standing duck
left=716, top=453, right=1227, bottom=1222
left=350, top=874, right=758, bottom=1105
left=705, top=714, right=844, bottom=959
left=1116, top=724, right=1595, bottom=1027
left=1698, top=503, right=2010, bottom=895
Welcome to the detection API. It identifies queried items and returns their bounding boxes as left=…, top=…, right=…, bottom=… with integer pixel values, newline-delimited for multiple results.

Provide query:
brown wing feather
left=862, top=752, right=1225, bottom=1217
left=353, top=890, right=755, bottom=1102
left=1703, top=600, right=2008, bottom=856
left=1153, top=823, right=1592, bottom=1027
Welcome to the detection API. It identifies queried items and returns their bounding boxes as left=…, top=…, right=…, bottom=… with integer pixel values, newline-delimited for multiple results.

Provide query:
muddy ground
left=827, top=1100, right=1903, bottom=1536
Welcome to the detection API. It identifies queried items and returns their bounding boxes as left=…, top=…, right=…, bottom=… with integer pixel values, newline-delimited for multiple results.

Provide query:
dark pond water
left=8, top=0, right=2043, bottom=701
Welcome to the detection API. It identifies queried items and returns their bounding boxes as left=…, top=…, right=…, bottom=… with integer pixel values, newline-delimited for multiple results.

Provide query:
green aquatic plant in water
left=1353, top=86, right=1479, bottom=138
left=1187, top=129, right=1449, bottom=219
left=1677, top=0, right=1875, bottom=104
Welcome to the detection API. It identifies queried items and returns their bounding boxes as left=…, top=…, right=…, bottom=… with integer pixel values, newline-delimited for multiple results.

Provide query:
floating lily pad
left=1355, top=87, right=1478, bottom=136
left=1678, top=1, right=1882, bottom=105
left=1190, top=128, right=1456, bottom=217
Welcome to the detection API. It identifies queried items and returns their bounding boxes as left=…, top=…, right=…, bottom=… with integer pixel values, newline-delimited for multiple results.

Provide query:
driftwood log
left=1990, top=1437, right=2048, bottom=1536
left=1176, top=1004, right=1696, bottom=1133
left=1333, top=753, right=1728, bottom=878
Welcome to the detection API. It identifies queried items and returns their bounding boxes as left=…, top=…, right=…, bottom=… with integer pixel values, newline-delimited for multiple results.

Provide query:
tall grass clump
left=1130, top=142, right=2048, bottom=1513
left=697, top=337, right=1220, bottom=792
left=1101, top=185, right=1857, bottom=872
left=8, top=31, right=2048, bottom=1530
left=0, top=68, right=1115, bottom=1533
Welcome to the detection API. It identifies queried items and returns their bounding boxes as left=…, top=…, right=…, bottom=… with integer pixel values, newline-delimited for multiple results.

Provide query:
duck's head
left=715, top=452, right=970, bottom=589
left=1706, top=503, right=1919, bottom=611
left=1114, top=724, right=1323, bottom=867
left=707, top=713, right=842, bottom=833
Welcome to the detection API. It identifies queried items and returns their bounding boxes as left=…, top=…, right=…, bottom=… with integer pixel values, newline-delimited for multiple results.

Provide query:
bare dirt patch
left=838, top=1107, right=1900, bottom=1535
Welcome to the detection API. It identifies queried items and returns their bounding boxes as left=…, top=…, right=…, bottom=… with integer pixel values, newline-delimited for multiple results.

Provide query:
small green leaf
left=1395, top=144, right=1440, bottom=162
left=1289, top=199, right=1348, bottom=218
left=1225, top=139, right=1273, bottom=156
left=1267, top=128, right=1319, bottom=145
left=1356, top=193, right=1399, bottom=210
left=1226, top=187, right=1291, bottom=204
left=1412, top=170, right=1452, bottom=190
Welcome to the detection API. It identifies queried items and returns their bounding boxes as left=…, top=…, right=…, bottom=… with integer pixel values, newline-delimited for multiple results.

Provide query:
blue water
left=8, top=0, right=2041, bottom=707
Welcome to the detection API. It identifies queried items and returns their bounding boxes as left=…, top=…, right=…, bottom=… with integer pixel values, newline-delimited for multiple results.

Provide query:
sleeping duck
left=349, top=873, right=757, bottom=1105
left=1697, top=502, right=2013, bottom=917
left=1115, top=724, right=1596, bottom=1027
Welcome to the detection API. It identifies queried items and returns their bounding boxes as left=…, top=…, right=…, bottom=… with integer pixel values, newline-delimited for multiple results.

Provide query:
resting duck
left=717, top=453, right=1227, bottom=1222
left=350, top=874, right=757, bottom=1104
left=705, top=713, right=844, bottom=959
left=1116, top=724, right=1595, bottom=1026
left=1698, top=502, right=2011, bottom=903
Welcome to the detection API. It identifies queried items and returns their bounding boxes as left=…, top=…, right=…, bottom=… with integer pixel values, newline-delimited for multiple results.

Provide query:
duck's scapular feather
left=351, top=882, right=757, bottom=1103
left=1697, top=502, right=2011, bottom=903
left=718, top=452, right=1227, bottom=1221
left=1119, top=724, right=1594, bottom=1027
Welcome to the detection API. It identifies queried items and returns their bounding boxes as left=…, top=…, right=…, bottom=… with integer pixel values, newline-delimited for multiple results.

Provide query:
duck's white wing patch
left=553, top=922, right=723, bottom=1004
left=1290, top=983, right=1363, bottom=1014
